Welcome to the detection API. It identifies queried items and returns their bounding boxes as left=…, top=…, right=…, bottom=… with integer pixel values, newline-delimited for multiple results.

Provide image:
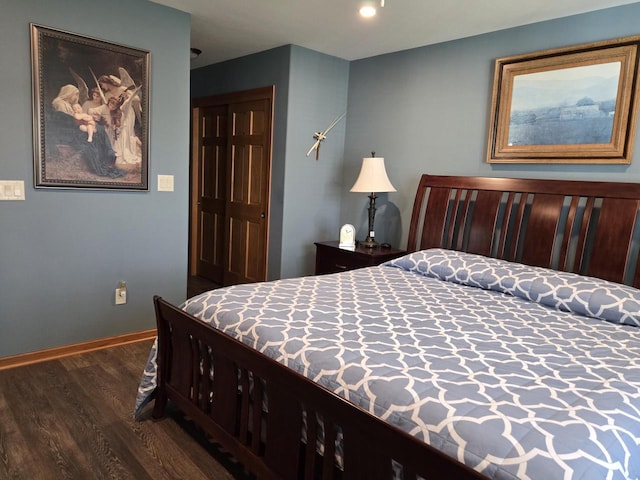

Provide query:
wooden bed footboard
left=152, top=296, right=486, bottom=480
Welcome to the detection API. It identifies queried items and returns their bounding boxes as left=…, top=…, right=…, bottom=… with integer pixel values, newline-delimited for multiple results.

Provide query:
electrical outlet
left=115, top=281, right=127, bottom=305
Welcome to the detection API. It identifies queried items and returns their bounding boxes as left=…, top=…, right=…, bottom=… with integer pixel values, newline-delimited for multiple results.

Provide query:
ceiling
left=152, top=0, right=639, bottom=69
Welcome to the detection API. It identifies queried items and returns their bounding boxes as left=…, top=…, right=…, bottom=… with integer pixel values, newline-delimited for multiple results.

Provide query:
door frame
left=188, top=86, right=275, bottom=281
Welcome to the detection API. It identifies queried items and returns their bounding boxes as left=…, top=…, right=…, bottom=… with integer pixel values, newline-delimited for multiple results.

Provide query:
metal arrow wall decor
left=306, top=112, right=346, bottom=160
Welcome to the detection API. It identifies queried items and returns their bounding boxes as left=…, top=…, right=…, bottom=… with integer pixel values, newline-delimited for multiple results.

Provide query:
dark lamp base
left=359, top=237, right=378, bottom=248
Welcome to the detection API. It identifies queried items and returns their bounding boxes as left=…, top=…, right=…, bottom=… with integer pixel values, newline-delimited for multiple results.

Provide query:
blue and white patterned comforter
left=135, top=249, right=640, bottom=479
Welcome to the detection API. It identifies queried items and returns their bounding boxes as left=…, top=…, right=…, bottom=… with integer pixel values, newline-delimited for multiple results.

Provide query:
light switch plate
left=0, top=180, right=25, bottom=200
left=157, top=175, right=174, bottom=192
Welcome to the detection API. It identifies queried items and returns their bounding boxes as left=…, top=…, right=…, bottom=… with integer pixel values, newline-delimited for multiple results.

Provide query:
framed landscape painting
left=487, top=36, right=640, bottom=164
left=30, top=24, right=149, bottom=189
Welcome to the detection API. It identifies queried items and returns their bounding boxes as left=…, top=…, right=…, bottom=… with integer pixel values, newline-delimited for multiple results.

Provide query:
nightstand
left=314, top=241, right=407, bottom=275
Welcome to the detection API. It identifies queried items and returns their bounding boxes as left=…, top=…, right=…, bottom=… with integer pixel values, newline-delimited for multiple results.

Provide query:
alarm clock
left=339, top=224, right=356, bottom=250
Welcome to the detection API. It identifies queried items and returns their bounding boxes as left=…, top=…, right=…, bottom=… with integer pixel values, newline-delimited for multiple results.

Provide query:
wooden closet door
left=223, top=98, right=272, bottom=285
left=190, top=86, right=273, bottom=288
left=192, top=105, right=227, bottom=285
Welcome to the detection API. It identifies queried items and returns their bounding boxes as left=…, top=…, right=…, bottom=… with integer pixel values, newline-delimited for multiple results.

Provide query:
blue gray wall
left=281, top=47, right=349, bottom=277
left=191, top=3, right=640, bottom=281
left=0, top=0, right=190, bottom=357
left=190, top=45, right=349, bottom=280
left=191, top=46, right=291, bottom=281
left=3, top=0, right=640, bottom=357
left=342, top=3, right=640, bottom=249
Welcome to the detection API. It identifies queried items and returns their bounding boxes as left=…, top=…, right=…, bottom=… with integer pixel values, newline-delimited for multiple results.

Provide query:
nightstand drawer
left=314, top=241, right=406, bottom=275
left=323, top=248, right=366, bottom=272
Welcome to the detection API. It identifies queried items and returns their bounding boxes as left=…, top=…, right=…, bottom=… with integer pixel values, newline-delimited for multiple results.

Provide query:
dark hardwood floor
left=0, top=340, right=252, bottom=480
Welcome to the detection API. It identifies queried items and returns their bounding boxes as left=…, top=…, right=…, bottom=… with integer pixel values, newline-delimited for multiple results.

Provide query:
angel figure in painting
left=89, top=68, right=142, bottom=166
left=82, top=87, right=103, bottom=114
left=70, top=68, right=104, bottom=115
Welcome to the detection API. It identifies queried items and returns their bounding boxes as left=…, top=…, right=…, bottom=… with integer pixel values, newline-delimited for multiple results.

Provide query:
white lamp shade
left=350, top=157, right=396, bottom=193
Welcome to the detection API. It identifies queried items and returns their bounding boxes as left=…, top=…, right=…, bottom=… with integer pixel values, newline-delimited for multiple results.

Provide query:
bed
left=136, top=174, right=640, bottom=480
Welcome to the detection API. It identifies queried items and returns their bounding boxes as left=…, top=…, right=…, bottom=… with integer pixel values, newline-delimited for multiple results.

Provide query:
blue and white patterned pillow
left=384, top=248, right=640, bottom=327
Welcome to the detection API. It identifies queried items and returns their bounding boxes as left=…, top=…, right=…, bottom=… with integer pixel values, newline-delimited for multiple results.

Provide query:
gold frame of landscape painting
left=486, top=36, right=640, bottom=164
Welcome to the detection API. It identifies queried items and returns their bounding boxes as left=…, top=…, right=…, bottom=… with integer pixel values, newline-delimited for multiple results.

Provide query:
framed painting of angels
left=30, top=24, right=149, bottom=190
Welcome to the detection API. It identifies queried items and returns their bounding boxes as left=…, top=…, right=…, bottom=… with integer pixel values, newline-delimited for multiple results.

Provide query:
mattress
left=136, top=249, right=640, bottom=479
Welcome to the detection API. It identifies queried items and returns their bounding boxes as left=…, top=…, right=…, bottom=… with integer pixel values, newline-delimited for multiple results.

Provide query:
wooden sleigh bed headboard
left=407, top=175, right=640, bottom=287
left=150, top=175, right=640, bottom=480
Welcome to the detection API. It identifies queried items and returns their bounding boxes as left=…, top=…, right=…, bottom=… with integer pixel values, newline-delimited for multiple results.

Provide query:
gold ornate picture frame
left=487, top=36, right=640, bottom=164
left=31, top=24, right=150, bottom=189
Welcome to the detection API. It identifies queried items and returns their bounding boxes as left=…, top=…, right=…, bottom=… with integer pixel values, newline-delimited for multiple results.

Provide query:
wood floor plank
left=0, top=339, right=251, bottom=480
left=1, top=363, right=97, bottom=479
left=0, top=389, right=41, bottom=480
left=71, top=362, right=215, bottom=480
left=42, top=367, right=136, bottom=479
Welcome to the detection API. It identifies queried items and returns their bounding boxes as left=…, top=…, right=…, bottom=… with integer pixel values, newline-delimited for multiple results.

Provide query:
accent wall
left=0, top=0, right=190, bottom=357
left=342, top=3, right=640, bottom=249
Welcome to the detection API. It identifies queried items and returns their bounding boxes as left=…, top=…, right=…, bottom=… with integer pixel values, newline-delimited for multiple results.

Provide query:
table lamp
left=350, top=154, right=396, bottom=248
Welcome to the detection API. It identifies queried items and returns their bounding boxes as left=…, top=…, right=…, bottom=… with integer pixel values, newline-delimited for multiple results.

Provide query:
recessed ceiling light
left=359, top=5, right=376, bottom=17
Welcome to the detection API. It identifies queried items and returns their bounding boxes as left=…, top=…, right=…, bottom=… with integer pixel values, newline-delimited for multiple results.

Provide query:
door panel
left=190, top=87, right=273, bottom=288
left=193, top=105, right=227, bottom=284
left=224, top=100, right=271, bottom=285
